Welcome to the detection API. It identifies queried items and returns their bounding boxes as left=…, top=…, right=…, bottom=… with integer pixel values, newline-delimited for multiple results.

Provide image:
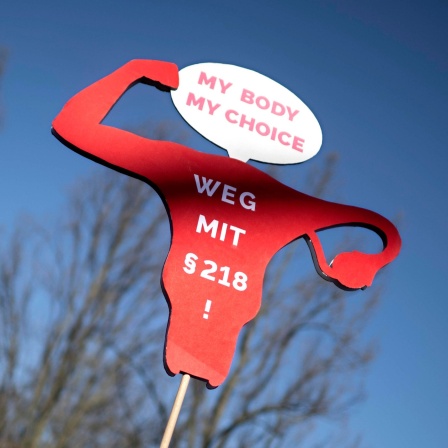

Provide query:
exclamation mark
left=203, top=300, right=212, bottom=319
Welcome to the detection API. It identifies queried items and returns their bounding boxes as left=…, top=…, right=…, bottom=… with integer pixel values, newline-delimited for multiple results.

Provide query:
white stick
left=160, top=374, right=191, bottom=448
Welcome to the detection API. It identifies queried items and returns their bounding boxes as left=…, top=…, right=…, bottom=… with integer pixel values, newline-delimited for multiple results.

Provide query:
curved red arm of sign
left=51, top=59, right=186, bottom=184
left=305, top=204, right=401, bottom=290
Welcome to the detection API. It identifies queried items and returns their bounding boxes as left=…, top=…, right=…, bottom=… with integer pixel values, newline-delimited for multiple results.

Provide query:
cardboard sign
left=52, top=59, right=401, bottom=388
left=171, top=63, right=322, bottom=164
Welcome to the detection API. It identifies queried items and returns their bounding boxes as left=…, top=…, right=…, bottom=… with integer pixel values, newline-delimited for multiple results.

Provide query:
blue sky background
left=1, top=1, right=447, bottom=446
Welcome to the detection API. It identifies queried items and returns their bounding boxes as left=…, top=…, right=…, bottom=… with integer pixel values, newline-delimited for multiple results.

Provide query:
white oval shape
left=171, top=63, right=322, bottom=164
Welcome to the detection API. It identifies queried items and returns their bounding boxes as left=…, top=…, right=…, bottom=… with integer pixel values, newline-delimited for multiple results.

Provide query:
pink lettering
left=278, top=131, right=291, bottom=146
left=256, top=96, right=270, bottom=110
left=286, top=106, right=299, bottom=122
left=186, top=93, right=205, bottom=110
left=255, top=121, right=270, bottom=136
left=240, top=89, right=299, bottom=122
left=225, top=109, right=304, bottom=153
left=207, top=100, right=221, bottom=115
left=239, top=114, right=255, bottom=131
left=219, top=79, right=233, bottom=94
left=198, top=72, right=217, bottom=89
left=240, top=89, right=255, bottom=105
left=271, top=101, right=285, bottom=116
left=292, top=136, right=304, bottom=152
left=225, top=109, right=238, bottom=124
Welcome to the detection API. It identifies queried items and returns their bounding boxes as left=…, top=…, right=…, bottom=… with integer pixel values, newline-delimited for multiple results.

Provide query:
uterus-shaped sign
left=52, top=60, right=401, bottom=388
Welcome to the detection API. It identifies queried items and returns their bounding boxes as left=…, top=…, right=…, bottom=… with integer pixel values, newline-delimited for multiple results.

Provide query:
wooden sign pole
left=160, top=374, right=191, bottom=448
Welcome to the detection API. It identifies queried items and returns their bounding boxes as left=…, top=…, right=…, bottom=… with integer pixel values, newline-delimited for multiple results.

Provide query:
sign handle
left=160, top=374, right=191, bottom=448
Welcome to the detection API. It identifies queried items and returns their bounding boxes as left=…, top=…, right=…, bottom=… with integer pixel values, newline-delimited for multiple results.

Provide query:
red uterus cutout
left=52, top=60, right=401, bottom=388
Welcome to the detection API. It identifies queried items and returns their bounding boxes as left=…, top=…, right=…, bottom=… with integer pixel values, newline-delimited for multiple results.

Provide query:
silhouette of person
left=52, top=60, right=401, bottom=388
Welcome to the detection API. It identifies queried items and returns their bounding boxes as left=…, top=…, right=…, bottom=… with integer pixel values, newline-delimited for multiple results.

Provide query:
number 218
left=183, top=252, right=248, bottom=292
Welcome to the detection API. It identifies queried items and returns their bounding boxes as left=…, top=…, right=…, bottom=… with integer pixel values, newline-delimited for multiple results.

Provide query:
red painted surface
left=52, top=60, right=401, bottom=388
